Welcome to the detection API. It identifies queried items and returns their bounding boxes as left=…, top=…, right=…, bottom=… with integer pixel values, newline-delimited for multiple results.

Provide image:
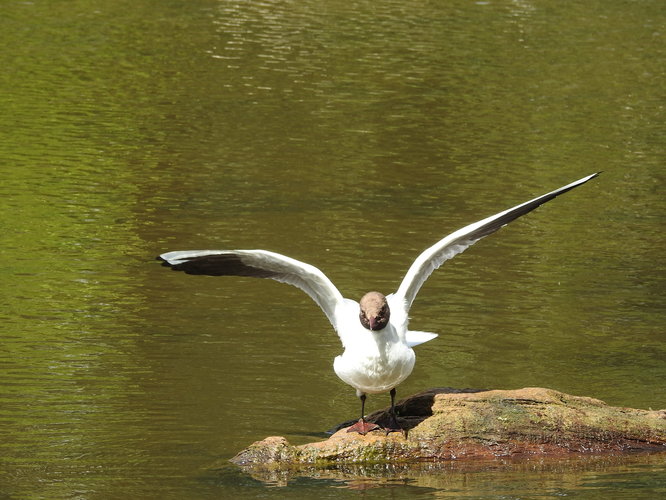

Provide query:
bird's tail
left=405, top=330, right=438, bottom=347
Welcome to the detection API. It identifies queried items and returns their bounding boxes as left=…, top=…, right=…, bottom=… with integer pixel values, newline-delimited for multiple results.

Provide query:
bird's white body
left=333, top=297, right=416, bottom=395
left=158, top=173, right=598, bottom=427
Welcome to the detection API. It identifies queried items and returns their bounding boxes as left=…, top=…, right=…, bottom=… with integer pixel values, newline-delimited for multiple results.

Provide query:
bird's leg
left=346, top=393, right=379, bottom=435
left=382, top=388, right=403, bottom=434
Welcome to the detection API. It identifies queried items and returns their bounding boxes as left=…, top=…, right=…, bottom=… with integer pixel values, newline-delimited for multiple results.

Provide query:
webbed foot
left=346, top=419, right=380, bottom=435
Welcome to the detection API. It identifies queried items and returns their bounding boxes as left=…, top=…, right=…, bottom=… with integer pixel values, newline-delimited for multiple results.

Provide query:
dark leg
left=361, top=393, right=367, bottom=418
left=346, top=393, right=379, bottom=435
left=383, top=388, right=402, bottom=434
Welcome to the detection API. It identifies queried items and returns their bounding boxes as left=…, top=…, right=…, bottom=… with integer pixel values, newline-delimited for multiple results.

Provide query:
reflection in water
left=0, top=0, right=664, bottom=497
left=213, top=453, right=666, bottom=496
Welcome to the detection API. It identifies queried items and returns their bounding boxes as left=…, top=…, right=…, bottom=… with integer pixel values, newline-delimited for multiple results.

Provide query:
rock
left=230, top=387, right=666, bottom=467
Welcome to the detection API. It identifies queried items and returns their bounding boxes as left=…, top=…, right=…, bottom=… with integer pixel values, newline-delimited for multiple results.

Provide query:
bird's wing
left=158, top=249, right=346, bottom=329
left=394, top=172, right=599, bottom=312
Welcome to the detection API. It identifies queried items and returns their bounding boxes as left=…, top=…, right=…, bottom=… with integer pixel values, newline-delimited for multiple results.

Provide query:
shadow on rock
left=327, top=387, right=484, bottom=434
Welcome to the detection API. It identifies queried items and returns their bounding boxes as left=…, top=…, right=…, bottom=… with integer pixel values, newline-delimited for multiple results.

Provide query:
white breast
left=333, top=323, right=416, bottom=394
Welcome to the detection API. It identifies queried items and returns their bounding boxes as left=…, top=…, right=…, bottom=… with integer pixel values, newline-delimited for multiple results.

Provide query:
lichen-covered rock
left=231, top=436, right=296, bottom=466
left=230, top=387, right=666, bottom=467
left=408, top=387, right=666, bottom=459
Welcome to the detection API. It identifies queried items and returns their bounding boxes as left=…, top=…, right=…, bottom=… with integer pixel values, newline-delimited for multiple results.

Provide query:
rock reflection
left=222, top=454, right=665, bottom=494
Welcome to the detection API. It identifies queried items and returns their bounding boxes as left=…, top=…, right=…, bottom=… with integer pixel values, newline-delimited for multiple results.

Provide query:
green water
left=1, top=0, right=664, bottom=497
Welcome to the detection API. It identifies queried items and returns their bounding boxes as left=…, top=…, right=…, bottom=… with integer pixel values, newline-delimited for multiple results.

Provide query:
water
left=1, top=0, right=664, bottom=497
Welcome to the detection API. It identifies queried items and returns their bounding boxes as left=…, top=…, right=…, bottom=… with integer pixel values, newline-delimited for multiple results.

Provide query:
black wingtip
left=580, top=172, right=601, bottom=183
left=581, top=171, right=601, bottom=186
left=156, top=255, right=174, bottom=268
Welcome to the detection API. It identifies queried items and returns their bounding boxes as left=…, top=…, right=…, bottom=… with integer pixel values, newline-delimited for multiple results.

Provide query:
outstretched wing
left=394, top=172, right=600, bottom=312
left=158, top=249, right=346, bottom=329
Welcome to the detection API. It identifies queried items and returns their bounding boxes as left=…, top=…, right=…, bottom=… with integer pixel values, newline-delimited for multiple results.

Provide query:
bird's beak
left=369, top=317, right=378, bottom=330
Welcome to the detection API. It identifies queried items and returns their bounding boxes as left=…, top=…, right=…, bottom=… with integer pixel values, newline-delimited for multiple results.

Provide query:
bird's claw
left=378, top=414, right=404, bottom=435
left=382, top=424, right=404, bottom=435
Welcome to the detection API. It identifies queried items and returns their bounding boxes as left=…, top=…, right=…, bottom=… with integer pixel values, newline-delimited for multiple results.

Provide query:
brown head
left=359, top=291, right=390, bottom=331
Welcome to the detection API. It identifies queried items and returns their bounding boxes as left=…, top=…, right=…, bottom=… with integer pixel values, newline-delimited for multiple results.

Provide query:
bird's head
left=359, top=291, right=390, bottom=331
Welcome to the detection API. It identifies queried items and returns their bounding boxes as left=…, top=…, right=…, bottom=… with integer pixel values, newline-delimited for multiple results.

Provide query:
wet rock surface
left=231, top=387, right=666, bottom=467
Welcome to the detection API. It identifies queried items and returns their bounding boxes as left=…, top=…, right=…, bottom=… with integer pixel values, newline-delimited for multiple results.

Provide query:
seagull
left=157, top=173, right=599, bottom=434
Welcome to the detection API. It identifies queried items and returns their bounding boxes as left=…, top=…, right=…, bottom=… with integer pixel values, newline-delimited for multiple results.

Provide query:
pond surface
left=1, top=0, right=664, bottom=497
